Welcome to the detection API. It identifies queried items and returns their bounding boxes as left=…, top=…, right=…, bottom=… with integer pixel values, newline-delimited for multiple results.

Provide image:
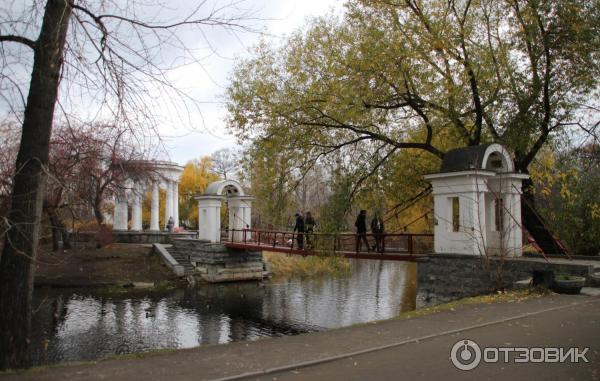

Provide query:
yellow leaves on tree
left=178, top=156, right=220, bottom=227
left=139, top=156, right=219, bottom=229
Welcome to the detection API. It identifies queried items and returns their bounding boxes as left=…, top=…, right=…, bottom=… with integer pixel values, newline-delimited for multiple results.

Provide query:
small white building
left=196, top=179, right=252, bottom=243
left=424, top=144, right=529, bottom=257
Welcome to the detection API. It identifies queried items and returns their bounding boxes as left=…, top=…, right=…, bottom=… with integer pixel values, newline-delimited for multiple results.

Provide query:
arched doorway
left=196, top=180, right=253, bottom=242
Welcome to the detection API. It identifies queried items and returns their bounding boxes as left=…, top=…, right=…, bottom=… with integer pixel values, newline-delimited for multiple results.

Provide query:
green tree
left=531, top=144, right=600, bottom=255
left=226, top=0, right=600, bottom=199
left=242, top=145, right=296, bottom=228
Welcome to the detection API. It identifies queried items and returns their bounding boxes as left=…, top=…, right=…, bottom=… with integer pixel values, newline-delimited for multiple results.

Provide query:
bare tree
left=0, top=0, right=257, bottom=369
left=210, top=147, right=240, bottom=180
left=0, top=122, right=20, bottom=210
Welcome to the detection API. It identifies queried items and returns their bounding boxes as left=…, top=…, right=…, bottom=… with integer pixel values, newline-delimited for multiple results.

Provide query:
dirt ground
left=34, top=243, right=174, bottom=287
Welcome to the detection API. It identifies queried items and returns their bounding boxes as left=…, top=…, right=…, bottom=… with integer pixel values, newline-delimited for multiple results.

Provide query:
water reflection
left=31, top=260, right=416, bottom=365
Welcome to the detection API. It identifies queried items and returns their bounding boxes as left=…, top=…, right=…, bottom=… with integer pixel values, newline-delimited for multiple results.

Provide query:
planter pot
left=551, top=276, right=586, bottom=295
left=590, top=273, right=600, bottom=287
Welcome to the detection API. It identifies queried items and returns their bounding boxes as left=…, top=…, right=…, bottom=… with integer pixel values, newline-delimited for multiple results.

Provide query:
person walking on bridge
left=293, top=212, right=305, bottom=249
left=355, top=210, right=370, bottom=252
left=371, top=212, right=385, bottom=253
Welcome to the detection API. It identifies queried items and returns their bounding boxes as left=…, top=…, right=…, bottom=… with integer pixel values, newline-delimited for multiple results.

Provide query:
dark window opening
left=495, top=198, right=504, bottom=232
left=452, top=197, right=460, bottom=232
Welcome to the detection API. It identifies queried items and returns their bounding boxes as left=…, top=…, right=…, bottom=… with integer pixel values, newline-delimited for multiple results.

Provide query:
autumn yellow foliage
left=264, top=251, right=351, bottom=277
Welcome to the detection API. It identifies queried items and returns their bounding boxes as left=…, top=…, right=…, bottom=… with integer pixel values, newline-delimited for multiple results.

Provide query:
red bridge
left=222, top=229, right=434, bottom=261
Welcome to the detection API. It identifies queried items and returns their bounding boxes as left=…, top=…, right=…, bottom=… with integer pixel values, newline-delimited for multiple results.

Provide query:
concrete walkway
left=2, top=293, right=598, bottom=381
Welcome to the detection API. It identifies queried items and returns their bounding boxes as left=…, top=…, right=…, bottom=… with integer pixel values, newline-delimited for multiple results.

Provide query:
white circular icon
left=450, top=339, right=482, bottom=371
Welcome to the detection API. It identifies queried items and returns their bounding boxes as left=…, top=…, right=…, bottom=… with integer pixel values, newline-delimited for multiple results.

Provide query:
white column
left=165, top=180, right=173, bottom=230
left=472, top=191, right=487, bottom=256
left=150, top=180, right=159, bottom=231
left=196, top=196, right=223, bottom=242
left=131, top=183, right=143, bottom=231
left=243, top=200, right=252, bottom=230
left=172, top=181, right=179, bottom=228
left=113, top=191, right=128, bottom=231
left=228, top=196, right=253, bottom=242
left=227, top=205, right=242, bottom=242
left=506, top=182, right=523, bottom=257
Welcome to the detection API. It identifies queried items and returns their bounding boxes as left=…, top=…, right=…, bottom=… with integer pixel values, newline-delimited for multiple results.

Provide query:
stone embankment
left=157, top=239, right=268, bottom=282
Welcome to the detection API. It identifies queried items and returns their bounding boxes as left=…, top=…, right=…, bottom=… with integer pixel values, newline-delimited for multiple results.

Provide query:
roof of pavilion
left=204, top=179, right=245, bottom=196
left=439, top=144, right=492, bottom=172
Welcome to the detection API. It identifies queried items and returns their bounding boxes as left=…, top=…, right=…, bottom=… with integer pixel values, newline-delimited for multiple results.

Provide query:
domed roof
left=204, top=179, right=245, bottom=196
left=439, top=144, right=514, bottom=173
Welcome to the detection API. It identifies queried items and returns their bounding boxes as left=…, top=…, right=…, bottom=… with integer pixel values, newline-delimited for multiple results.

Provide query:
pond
left=31, top=259, right=417, bottom=366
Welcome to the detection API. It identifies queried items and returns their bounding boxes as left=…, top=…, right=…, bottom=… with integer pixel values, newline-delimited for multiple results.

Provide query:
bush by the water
left=264, top=251, right=351, bottom=277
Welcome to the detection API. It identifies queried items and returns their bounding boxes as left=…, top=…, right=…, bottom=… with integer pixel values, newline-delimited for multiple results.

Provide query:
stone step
left=162, top=247, right=195, bottom=275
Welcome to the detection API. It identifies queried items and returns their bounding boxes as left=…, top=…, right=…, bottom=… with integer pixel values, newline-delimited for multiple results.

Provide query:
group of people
left=292, top=211, right=316, bottom=249
left=354, top=210, right=385, bottom=253
left=290, top=210, right=385, bottom=253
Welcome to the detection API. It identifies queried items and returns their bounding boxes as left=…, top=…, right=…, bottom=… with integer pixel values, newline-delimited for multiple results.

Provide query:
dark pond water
left=31, top=260, right=417, bottom=365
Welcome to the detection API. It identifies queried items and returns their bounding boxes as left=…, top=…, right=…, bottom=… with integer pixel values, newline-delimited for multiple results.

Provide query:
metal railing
left=222, top=228, right=434, bottom=255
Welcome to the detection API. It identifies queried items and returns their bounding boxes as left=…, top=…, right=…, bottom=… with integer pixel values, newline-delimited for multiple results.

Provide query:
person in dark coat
left=371, top=212, right=385, bottom=253
left=293, top=213, right=305, bottom=249
left=354, top=210, right=370, bottom=252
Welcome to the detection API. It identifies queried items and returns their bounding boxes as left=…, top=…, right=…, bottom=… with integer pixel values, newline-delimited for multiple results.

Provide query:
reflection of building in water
left=30, top=261, right=418, bottom=366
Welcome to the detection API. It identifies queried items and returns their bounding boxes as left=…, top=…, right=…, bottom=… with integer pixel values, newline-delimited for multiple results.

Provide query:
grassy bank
left=398, top=287, right=552, bottom=320
left=263, top=251, right=351, bottom=278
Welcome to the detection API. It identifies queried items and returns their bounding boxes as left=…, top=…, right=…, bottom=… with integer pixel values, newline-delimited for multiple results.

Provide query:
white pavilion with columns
left=195, top=179, right=252, bottom=242
left=112, top=161, right=184, bottom=232
left=424, top=144, right=529, bottom=257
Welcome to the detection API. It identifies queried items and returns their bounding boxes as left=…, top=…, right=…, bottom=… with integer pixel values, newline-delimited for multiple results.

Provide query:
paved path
left=2, top=293, right=598, bottom=381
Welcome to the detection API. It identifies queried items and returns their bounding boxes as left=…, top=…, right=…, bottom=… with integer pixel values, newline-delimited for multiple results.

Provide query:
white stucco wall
left=197, top=196, right=223, bottom=242
left=428, top=171, right=494, bottom=255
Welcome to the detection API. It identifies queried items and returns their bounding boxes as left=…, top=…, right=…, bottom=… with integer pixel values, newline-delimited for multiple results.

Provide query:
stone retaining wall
left=172, top=238, right=267, bottom=282
left=72, top=231, right=197, bottom=244
left=416, top=254, right=594, bottom=307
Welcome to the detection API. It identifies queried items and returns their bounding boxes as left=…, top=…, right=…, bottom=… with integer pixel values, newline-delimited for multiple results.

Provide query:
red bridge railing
left=222, top=228, right=433, bottom=259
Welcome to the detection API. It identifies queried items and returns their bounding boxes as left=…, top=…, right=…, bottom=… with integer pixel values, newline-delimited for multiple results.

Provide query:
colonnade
left=112, top=161, right=183, bottom=232
left=113, top=179, right=180, bottom=231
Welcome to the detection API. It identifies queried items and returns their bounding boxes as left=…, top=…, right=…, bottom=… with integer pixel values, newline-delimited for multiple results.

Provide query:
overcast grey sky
left=159, top=0, right=344, bottom=165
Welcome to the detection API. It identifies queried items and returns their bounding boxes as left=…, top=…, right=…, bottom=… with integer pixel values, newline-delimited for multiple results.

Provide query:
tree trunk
left=0, top=0, right=71, bottom=370
left=93, top=194, right=105, bottom=226
left=49, top=213, right=62, bottom=251
left=46, top=207, right=71, bottom=251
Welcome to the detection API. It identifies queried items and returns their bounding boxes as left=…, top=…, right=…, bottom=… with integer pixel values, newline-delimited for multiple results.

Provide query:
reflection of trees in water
left=180, top=283, right=310, bottom=344
left=260, top=260, right=416, bottom=329
left=30, top=263, right=418, bottom=366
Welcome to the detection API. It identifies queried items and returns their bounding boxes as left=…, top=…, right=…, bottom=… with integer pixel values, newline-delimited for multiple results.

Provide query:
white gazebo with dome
left=424, top=144, right=529, bottom=257
left=195, top=179, right=252, bottom=242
